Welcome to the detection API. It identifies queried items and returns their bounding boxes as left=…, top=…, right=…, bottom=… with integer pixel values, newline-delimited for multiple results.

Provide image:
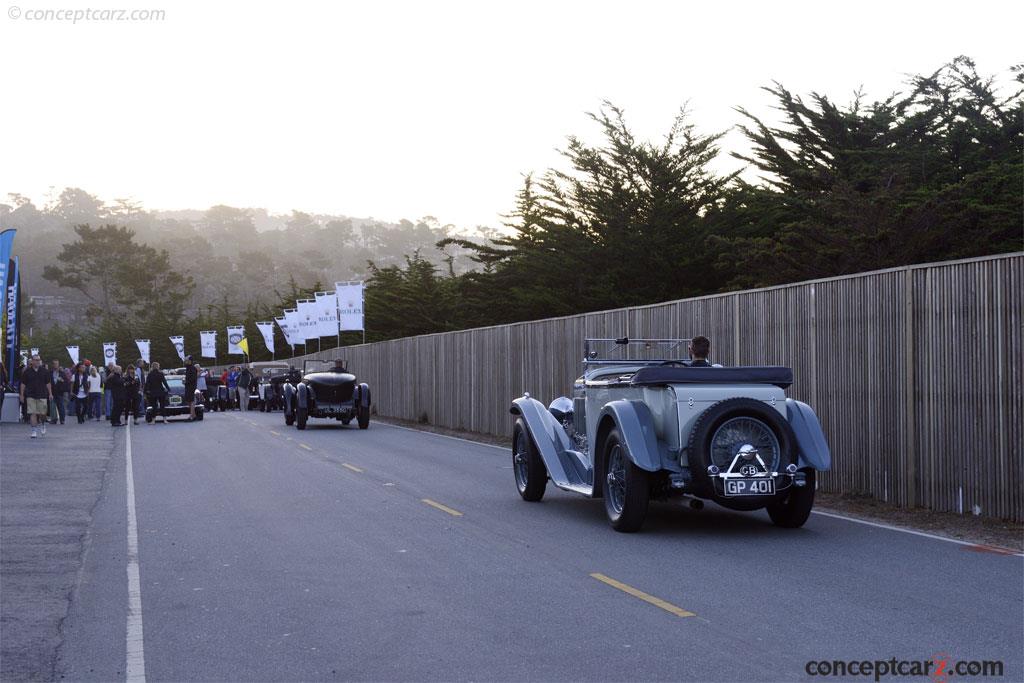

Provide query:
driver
left=688, top=336, right=712, bottom=367
left=331, top=359, right=347, bottom=372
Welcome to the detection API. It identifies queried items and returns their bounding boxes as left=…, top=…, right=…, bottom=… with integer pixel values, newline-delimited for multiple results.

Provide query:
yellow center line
left=269, top=430, right=281, bottom=436
left=299, top=443, right=313, bottom=451
left=341, top=463, right=364, bottom=473
left=589, top=573, right=696, bottom=618
left=421, top=499, right=463, bottom=517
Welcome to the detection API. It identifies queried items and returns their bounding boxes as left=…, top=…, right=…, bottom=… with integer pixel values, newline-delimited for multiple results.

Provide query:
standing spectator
left=184, top=356, right=198, bottom=420
left=226, top=366, right=240, bottom=410
left=196, top=365, right=209, bottom=409
left=49, top=359, right=70, bottom=425
left=133, top=359, right=147, bottom=416
left=144, top=361, right=171, bottom=424
left=87, top=365, right=103, bottom=420
left=123, top=364, right=142, bottom=425
left=237, top=365, right=253, bottom=412
left=70, top=363, right=90, bottom=423
left=103, top=363, right=115, bottom=419
left=106, top=365, right=126, bottom=427
left=19, top=354, right=53, bottom=438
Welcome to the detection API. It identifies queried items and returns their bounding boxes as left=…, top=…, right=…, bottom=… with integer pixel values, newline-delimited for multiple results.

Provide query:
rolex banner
left=31, top=347, right=39, bottom=357
left=296, top=299, right=318, bottom=341
left=227, top=326, right=245, bottom=355
left=200, top=330, right=217, bottom=358
left=335, top=281, right=364, bottom=332
left=274, top=316, right=295, bottom=349
left=66, top=345, right=80, bottom=365
left=169, top=335, right=185, bottom=361
left=314, top=291, right=339, bottom=337
left=136, top=339, right=151, bottom=364
left=284, top=308, right=302, bottom=345
left=102, top=342, right=117, bottom=367
left=255, top=321, right=275, bottom=354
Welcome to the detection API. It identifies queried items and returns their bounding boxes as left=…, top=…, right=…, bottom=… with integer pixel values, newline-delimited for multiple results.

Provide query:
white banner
left=274, top=316, right=295, bottom=348
left=227, top=326, right=245, bottom=355
left=200, top=330, right=217, bottom=358
left=30, top=347, right=39, bottom=357
left=296, top=299, right=319, bottom=341
left=335, top=281, right=364, bottom=332
left=66, top=345, right=79, bottom=364
left=284, top=308, right=301, bottom=345
left=255, top=321, right=275, bottom=355
left=135, top=339, right=151, bottom=364
left=315, top=291, right=339, bottom=337
left=102, top=342, right=117, bottom=367
left=169, top=336, right=185, bottom=362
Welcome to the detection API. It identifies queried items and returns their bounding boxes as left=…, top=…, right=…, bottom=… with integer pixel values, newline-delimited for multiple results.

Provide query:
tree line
left=13, top=57, right=1023, bottom=362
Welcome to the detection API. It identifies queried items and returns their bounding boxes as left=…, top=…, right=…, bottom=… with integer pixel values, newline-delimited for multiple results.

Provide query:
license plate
left=724, top=477, right=775, bottom=496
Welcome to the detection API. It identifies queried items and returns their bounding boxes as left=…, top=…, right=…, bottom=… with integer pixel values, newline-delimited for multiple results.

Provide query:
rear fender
left=597, top=400, right=661, bottom=473
left=785, top=399, right=832, bottom=471
left=510, top=396, right=577, bottom=490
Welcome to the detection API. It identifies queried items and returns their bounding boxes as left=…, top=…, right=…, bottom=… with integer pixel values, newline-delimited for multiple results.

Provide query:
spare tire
left=686, top=398, right=796, bottom=509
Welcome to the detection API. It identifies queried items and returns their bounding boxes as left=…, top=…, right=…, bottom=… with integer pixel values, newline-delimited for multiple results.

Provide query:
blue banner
left=5, top=256, right=20, bottom=389
left=0, top=229, right=14, bottom=333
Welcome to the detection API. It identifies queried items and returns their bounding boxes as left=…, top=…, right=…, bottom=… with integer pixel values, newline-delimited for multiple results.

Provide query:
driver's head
left=689, top=336, right=710, bottom=361
left=333, top=359, right=345, bottom=370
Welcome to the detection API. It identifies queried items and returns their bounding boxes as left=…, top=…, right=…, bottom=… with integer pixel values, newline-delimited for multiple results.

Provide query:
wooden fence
left=286, top=253, right=1023, bottom=521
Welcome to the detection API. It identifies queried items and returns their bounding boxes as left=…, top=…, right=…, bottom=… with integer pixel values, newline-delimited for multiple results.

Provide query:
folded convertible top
left=629, top=366, right=793, bottom=389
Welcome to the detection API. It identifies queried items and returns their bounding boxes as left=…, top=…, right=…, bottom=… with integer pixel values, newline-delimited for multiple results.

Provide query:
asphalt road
left=2, top=409, right=1021, bottom=682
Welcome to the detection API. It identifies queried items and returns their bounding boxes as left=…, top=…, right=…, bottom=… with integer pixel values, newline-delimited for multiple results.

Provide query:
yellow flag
left=239, top=337, right=250, bottom=356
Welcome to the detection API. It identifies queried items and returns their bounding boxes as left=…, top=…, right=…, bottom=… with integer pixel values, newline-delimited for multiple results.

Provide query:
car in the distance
left=147, top=374, right=204, bottom=423
left=283, top=359, right=371, bottom=430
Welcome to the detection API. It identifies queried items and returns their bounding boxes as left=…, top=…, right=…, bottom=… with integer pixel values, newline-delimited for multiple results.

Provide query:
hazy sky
left=2, top=0, right=1020, bottom=229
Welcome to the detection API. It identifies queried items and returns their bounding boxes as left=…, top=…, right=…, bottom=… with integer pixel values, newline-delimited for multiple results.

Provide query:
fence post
left=903, top=267, right=916, bottom=509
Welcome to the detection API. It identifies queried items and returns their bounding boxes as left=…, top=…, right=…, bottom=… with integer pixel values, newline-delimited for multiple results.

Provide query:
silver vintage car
left=511, top=338, right=831, bottom=532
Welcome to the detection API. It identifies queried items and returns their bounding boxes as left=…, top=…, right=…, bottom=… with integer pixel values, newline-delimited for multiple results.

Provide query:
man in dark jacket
left=144, top=361, right=172, bottom=424
left=19, top=355, right=53, bottom=438
left=184, top=356, right=198, bottom=420
left=106, top=366, right=126, bottom=426
left=49, top=360, right=70, bottom=424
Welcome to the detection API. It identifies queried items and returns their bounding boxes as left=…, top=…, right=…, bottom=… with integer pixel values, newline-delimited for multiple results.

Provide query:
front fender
left=598, top=400, right=661, bottom=473
left=296, top=383, right=309, bottom=410
left=786, top=399, right=832, bottom=471
left=283, top=383, right=295, bottom=415
left=510, top=395, right=576, bottom=489
left=357, top=383, right=371, bottom=408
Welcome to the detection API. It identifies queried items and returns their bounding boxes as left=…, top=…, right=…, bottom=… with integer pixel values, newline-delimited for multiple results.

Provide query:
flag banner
left=284, top=308, right=302, bottom=345
left=335, top=281, right=364, bottom=332
left=102, top=342, right=117, bottom=367
left=135, top=339, right=151, bottom=364
left=169, top=335, right=185, bottom=361
left=200, top=330, right=217, bottom=358
left=5, top=257, right=21, bottom=386
left=239, top=336, right=250, bottom=357
left=274, top=316, right=295, bottom=348
left=315, top=291, right=339, bottom=337
left=256, top=321, right=275, bottom=354
left=227, top=326, right=245, bottom=355
left=31, top=347, right=39, bottom=357
left=66, top=345, right=79, bottom=364
left=296, top=299, right=319, bottom=341
left=0, top=230, right=15, bottom=346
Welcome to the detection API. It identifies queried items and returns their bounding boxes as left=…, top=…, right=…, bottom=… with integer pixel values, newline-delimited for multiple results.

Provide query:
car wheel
left=285, top=412, right=294, bottom=426
left=602, top=428, right=651, bottom=532
left=357, top=404, right=370, bottom=429
left=767, top=469, right=815, bottom=528
left=341, top=417, right=352, bottom=425
left=145, top=412, right=154, bottom=424
left=512, top=417, right=546, bottom=501
left=296, top=407, right=307, bottom=430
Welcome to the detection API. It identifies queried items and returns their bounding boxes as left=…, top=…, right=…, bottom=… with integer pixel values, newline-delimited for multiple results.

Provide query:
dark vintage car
left=146, top=375, right=204, bottom=422
left=283, top=359, right=371, bottom=430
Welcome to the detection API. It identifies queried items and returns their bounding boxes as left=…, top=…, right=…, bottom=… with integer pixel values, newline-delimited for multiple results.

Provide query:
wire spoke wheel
left=606, top=444, right=627, bottom=514
left=710, top=417, right=781, bottom=473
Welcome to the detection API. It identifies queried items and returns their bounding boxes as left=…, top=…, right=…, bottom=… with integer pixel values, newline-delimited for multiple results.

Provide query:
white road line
left=125, top=421, right=147, bottom=682
left=375, top=421, right=507, bottom=451
left=811, top=510, right=1024, bottom=557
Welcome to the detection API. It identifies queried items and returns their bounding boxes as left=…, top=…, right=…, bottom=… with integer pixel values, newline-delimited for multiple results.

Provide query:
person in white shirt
left=87, top=365, right=103, bottom=421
